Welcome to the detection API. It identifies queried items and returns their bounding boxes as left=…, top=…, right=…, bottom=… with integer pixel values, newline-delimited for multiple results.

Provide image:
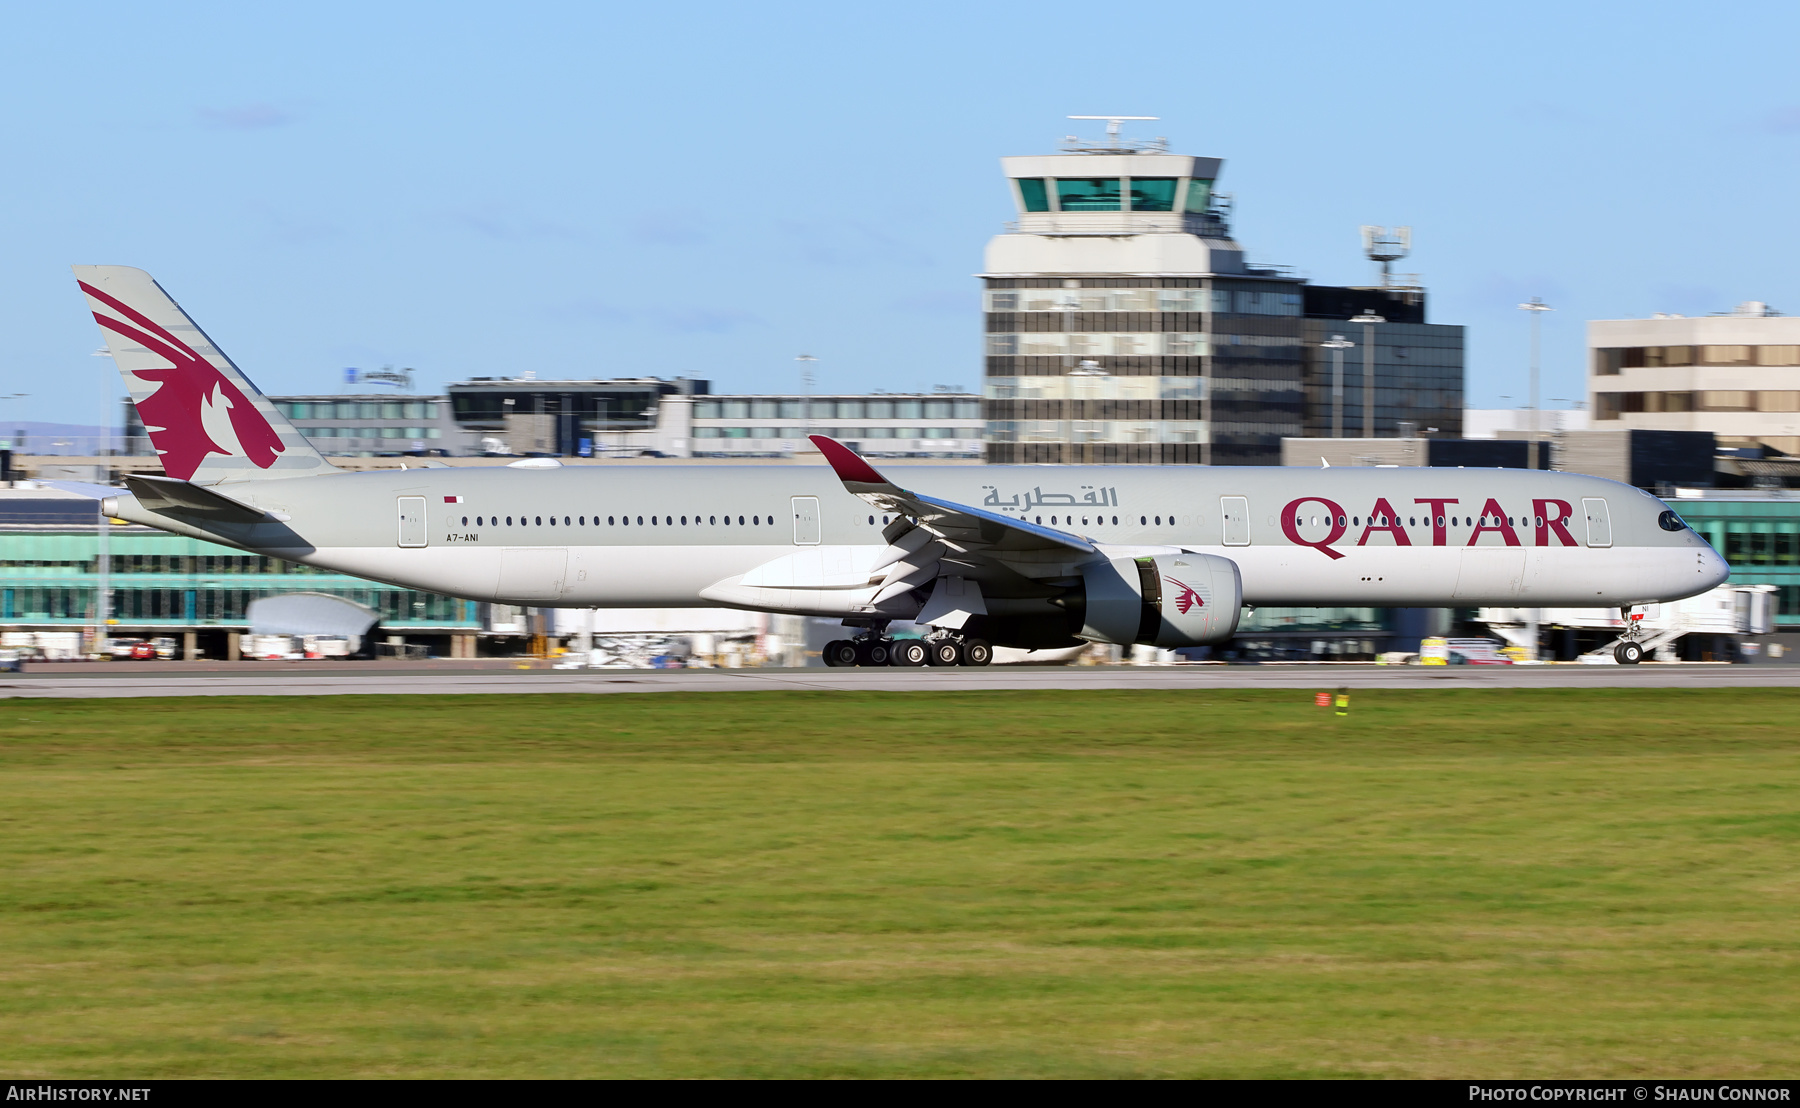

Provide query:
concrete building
left=690, top=392, right=983, bottom=458
left=1590, top=301, right=1800, bottom=457
left=125, top=394, right=464, bottom=458
left=121, top=377, right=983, bottom=460
left=446, top=378, right=984, bottom=459
left=980, top=120, right=1463, bottom=466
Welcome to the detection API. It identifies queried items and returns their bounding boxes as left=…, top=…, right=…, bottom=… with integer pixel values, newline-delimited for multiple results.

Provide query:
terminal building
left=122, top=378, right=982, bottom=460
left=980, top=120, right=1463, bottom=466
left=0, top=489, right=483, bottom=659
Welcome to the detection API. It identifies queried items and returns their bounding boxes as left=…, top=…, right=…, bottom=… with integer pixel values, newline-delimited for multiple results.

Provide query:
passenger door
left=1582, top=498, right=1612, bottom=548
left=397, top=496, right=427, bottom=548
left=1220, top=496, right=1250, bottom=546
left=791, top=496, right=821, bottom=545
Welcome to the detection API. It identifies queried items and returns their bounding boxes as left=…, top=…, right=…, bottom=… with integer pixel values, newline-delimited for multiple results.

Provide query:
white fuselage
left=112, top=462, right=1730, bottom=627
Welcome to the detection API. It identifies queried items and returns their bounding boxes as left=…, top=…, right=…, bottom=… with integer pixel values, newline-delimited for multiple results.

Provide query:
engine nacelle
left=1077, top=552, right=1242, bottom=648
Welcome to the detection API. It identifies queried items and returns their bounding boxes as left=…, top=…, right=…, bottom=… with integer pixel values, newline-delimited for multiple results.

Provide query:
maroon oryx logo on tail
left=1166, top=577, right=1204, bottom=615
left=79, top=280, right=284, bottom=481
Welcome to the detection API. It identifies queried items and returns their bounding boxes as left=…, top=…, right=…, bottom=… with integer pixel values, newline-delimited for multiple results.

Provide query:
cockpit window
left=1658, top=509, right=1688, bottom=532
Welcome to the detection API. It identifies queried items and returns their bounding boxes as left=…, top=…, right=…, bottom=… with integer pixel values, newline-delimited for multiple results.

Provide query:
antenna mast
left=1062, top=115, right=1167, bottom=154
left=1360, top=226, right=1412, bottom=287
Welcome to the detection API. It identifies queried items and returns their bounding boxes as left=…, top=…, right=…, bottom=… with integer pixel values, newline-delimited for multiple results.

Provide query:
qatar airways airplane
left=73, top=265, right=1728, bottom=666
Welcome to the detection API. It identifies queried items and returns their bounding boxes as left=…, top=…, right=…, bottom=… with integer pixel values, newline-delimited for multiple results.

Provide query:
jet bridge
left=1479, top=585, right=1776, bottom=662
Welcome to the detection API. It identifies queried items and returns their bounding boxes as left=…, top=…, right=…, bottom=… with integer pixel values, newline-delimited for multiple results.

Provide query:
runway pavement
left=0, top=662, right=1794, bottom=698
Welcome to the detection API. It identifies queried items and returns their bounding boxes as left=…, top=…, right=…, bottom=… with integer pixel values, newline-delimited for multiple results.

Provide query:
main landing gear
left=822, top=631, right=992, bottom=668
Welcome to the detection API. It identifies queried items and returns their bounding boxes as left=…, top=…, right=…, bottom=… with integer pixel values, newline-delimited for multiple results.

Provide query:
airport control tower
left=981, top=118, right=1307, bottom=465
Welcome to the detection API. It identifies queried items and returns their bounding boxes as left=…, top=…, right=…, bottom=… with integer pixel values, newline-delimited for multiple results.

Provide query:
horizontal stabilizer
left=125, top=474, right=275, bottom=523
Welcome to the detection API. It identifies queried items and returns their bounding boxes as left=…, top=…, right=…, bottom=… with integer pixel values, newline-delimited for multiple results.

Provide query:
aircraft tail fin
left=72, top=265, right=336, bottom=485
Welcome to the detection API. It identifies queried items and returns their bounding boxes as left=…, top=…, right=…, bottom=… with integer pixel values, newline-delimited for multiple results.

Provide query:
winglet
left=810, top=435, right=900, bottom=494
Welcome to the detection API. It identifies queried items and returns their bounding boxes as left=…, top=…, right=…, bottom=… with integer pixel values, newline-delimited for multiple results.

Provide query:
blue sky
left=4, top=0, right=1799, bottom=427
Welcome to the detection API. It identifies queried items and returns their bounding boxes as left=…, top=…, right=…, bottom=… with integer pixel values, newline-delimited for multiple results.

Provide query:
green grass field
left=2, top=688, right=1798, bottom=1078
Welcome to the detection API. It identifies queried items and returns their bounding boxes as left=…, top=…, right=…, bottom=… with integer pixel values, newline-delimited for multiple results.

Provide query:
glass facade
left=1009, top=177, right=1215, bottom=216
left=1128, top=178, right=1177, bottom=211
left=983, top=276, right=1308, bottom=465
left=1056, top=177, right=1122, bottom=211
left=1670, top=497, right=1800, bottom=628
left=0, top=527, right=479, bottom=631
left=1300, top=320, right=1466, bottom=439
left=1017, top=178, right=1050, bottom=212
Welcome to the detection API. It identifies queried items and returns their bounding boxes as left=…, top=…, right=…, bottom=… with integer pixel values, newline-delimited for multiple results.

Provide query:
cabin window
left=461, top=516, right=468, bottom=526
left=549, top=516, right=556, bottom=526
left=651, top=516, right=658, bottom=526
left=710, top=516, right=716, bottom=525
left=738, top=516, right=745, bottom=525
left=1155, top=516, right=1161, bottom=525
left=506, top=516, right=513, bottom=525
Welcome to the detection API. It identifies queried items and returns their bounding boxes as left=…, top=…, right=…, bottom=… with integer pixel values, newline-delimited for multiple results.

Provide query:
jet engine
left=1076, top=552, right=1242, bottom=648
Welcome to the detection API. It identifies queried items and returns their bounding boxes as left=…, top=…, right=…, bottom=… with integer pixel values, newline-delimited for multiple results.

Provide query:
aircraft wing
left=809, top=435, right=1094, bottom=556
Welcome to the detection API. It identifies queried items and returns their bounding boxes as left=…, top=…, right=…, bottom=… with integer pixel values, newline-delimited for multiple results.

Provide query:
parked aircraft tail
left=72, top=265, right=336, bottom=484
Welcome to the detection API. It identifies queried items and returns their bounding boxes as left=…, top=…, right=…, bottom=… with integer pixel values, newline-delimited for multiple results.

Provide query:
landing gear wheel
left=961, top=638, right=993, bottom=667
left=928, top=639, right=963, bottom=667
left=824, top=639, right=858, bottom=668
left=857, top=640, right=892, bottom=667
left=891, top=640, right=929, bottom=667
left=1614, top=641, right=1644, bottom=665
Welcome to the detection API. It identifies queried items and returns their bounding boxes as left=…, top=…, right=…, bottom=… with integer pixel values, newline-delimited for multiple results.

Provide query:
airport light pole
left=89, top=350, right=114, bottom=656
left=1517, top=297, right=1554, bottom=664
left=796, top=354, right=817, bottom=450
left=1322, top=335, right=1354, bottom=439
left=1518, top=297, right=1553, bottom=471
left=1349, top=312, right=1384, bottom=437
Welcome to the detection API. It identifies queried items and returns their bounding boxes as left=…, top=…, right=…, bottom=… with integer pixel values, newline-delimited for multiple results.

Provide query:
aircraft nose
left=1700, top=541, right=1731, bottom=590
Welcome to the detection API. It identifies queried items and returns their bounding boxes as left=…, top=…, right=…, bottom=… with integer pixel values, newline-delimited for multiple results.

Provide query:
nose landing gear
left=1612, top=606, right=1646, bottom=665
